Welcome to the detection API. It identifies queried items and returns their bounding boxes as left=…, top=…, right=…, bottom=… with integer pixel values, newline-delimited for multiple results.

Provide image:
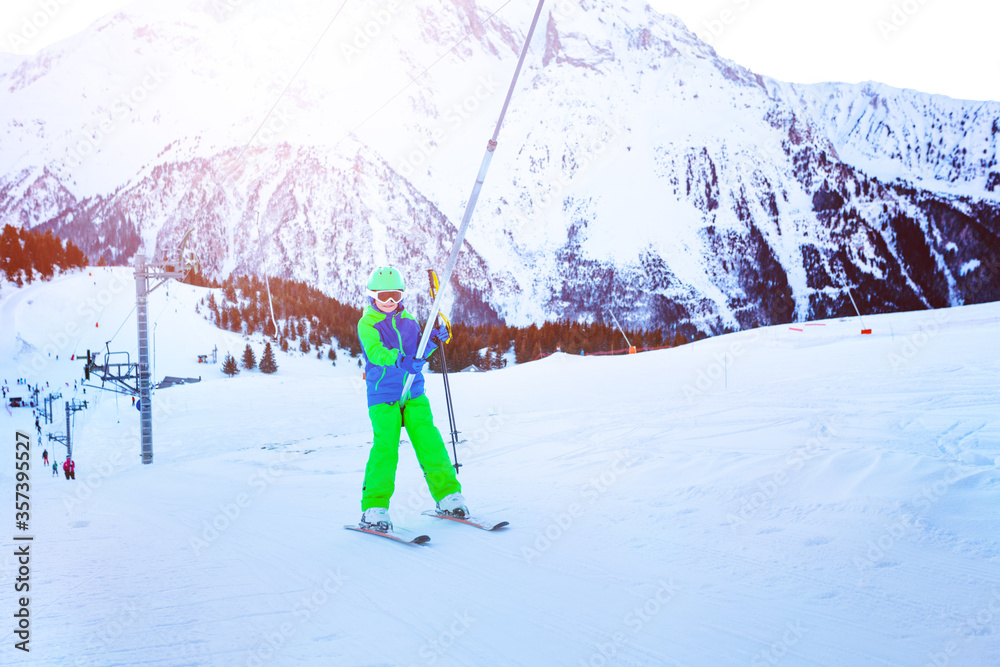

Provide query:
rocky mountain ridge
left=2, top=0, right=998, bottom=335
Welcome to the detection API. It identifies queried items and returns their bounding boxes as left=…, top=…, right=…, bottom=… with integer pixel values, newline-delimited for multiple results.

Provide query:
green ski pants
left=362, top=393, right=460, bottom=511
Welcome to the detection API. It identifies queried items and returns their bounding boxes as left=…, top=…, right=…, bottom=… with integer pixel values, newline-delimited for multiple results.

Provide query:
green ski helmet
left=366, top=266, right=406, bottom=292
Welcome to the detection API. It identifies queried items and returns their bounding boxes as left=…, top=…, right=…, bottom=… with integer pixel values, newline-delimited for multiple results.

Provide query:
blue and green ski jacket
left=357, top=301, right=431, bottom=407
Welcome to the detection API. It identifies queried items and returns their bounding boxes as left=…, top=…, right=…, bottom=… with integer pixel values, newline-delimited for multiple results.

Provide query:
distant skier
left=52, top=462, right=58, bottom=477
left=43, top=449, right=49, bottom=465
left=63, top=458, right=75, bottom=480
left=355, top=266, right=465, bottom=532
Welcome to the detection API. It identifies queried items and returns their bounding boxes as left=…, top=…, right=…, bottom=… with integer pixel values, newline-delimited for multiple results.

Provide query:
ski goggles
left=368, top=289, right=404, bottom=303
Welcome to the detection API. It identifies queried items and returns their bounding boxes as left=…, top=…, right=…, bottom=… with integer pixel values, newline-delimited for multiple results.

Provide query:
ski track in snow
left=1, top=269, right=999, bottom=665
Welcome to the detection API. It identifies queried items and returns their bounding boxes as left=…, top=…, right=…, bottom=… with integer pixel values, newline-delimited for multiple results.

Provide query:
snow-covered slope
left=2, top=269, right=999, bottom=665
left=2, top=0, right=1000, bottom=334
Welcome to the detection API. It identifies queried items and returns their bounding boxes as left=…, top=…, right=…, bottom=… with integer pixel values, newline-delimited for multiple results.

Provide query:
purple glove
left=431, top=325, right=451, bottom=344
left=423, top=325, right=450, bottom=357
left=397, top=354, right=427, bottom=375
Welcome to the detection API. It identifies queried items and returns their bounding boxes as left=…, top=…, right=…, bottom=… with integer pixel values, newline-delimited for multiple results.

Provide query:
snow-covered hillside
left=2, top=0, right=999, bottom=336
left=2, top=270, right=999, bottom=665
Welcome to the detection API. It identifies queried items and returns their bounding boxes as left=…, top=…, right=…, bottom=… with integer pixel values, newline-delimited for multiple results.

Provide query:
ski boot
left=435, top=492, right=469, bottom=519
left=360, top=507, right=393, bottom=533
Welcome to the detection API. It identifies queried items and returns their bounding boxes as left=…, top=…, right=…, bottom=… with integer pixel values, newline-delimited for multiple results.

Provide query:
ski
left=344, top=524, right=431, bottom=545
left=421, top=510, right=509, bottom=531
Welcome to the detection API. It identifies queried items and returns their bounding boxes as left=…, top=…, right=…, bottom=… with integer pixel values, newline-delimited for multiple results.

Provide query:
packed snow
left=1, top=269, right=999, bottom=665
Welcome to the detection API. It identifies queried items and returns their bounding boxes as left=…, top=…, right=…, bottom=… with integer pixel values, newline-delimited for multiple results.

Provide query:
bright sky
left=2, top=0, right=998, bottom=102
left=1, top=0, right=132, bottom=52
left=651, top=0, right=1000, bottom=102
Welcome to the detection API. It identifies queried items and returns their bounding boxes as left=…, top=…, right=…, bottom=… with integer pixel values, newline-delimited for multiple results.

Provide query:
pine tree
left=0, top=225, right=20, bottom=281
left=490, top=343, right=507, bottom=369
left=37, top=230, right=61, bottom=278
left=222, top=352, right=239, bottom=376
left=20, top=231, right=39, bottom=279
left=299, top=338, right=310, bottom=354
left=516, top=325, right=538, bottom=364
left=242, top=344, right=256, bottom=370
left=228, top=306, right=242, bottom=333
left=259, top=342, right=278, bottom=374
left=327, top=347, right=337, bottom=363
left=181, top=265, right=211, bottom=287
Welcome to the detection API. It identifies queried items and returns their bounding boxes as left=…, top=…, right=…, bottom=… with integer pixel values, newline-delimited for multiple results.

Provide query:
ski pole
left=399, top=0, right=546, bottom=402
left=428, top=270, right=461, bottom=475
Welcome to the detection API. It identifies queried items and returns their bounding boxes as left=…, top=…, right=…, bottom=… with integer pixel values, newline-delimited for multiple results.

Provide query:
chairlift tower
left=48, top=399, right=88, bottom=460
left=133, top=230, right=199, bottom=465
left=43, top=392, right=62, bottom=425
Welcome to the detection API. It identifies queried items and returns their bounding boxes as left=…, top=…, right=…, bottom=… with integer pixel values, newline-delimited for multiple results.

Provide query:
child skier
left=356, top=266, right=466, bottom=532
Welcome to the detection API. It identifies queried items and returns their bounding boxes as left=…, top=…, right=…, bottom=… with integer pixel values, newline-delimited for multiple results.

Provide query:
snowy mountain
left=2, top=268, right=999, bottom=664
left=784, top=80, right=1000, bottom=196
left=2, top=0, right=999, bottom=335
